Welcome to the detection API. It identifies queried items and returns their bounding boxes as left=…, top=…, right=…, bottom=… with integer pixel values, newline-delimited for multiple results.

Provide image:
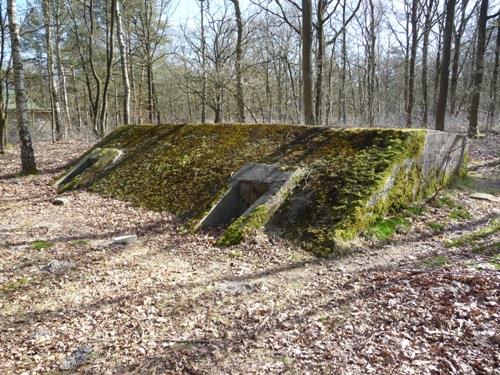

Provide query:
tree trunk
left=449, top=0, right=470, bottom=116
left=99, top=0, right=115, bottom=134
left=302, top=0, right=315, bottom=125
left=367, top=0, right=376, bottom=127
left=115, top=0, right=130, bottom=125
left=0, top=116, right=5, bottom=154
left=405, top=0, right=418, bottom=128
left=486, top=18, right=499, bottom=130
left=467, top=0, right=489, bottom=137
left=421, top=0, right=433, bottom=127
left=200, top=0, right=207, bottom=123
left=231, top=0, right=245, bottom=123
left=54, top=0, right=71, bottom=132
left=7, top=0, right=36, bottom=174
left=314, top=0, right=324, bottom=125
left=42, top=0, right=63, bottom=141
left=435, top=0, right=456, bottom=131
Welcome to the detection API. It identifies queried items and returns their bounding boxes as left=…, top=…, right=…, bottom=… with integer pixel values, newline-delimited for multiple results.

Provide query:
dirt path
left=0, top=139, right=498, bottom=374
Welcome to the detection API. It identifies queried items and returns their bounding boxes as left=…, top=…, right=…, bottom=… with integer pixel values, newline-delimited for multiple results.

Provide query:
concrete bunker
left=57, top=124, right=468, bottom=255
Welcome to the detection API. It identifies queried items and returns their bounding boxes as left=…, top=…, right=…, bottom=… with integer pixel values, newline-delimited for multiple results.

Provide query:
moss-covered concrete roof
left=59, top=124, right=465, bottom=255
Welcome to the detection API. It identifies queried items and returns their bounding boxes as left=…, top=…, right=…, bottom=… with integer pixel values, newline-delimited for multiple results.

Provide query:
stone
left=218, top=281, right=258, bottom=294
left=52, top=197, right=69, bottom=206
left=60, top=346, right=92, bottom=370
left=41, top=260, right=75, bottom=274
left=112, top=234, right=137, bottom=245
left=470, top=192, right=500, bottom=203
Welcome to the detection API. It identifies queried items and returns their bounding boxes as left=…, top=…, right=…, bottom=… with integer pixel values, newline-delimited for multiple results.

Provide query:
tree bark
left=7, top=0, right=37, bottom=174
left=467, top=0, right=489, bottom=137
left=486, top=17, right=499, bottom=129
left=231, top=0, right=245, bottom=123
left=99, top=0, right=115, bottom=133
left=405, top=0, right=418, bottom=128
left=314, top=0, right=325, bottom=125
left=42, top=0, right=63, bottom=141
left=302, top=0, right=315, bottom=125
left=200, top=0, right=207, bottom=123
left=115, top=0, right=130, bottom=125
left=54, top=0, right=71, bottom=132
left=435, top=0, right=456, bottom=131
left=421, top=0, right=434, bottom=127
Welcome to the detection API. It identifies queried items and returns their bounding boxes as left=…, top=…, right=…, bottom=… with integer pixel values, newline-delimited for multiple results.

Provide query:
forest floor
left=0, top=136, right=499, bottom=375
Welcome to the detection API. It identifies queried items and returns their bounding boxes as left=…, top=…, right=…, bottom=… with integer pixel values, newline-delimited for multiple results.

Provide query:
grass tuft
left=423, top=255, right=448, bottom=269
left=30, top=240, right=54, bottom=250
left=446, top=218, right=500, bottom=248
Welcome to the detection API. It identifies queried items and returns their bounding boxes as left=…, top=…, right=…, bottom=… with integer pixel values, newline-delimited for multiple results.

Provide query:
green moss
left=471, top=241, right=500, bottom=254
left=367, top=217, right=411, bottom=240
left=490, top=254, right=500, bottom=270
left=423, top=255, right=448, bottom=269
left=403, top=205, right=425, bottom=217
left=428, top=222, right=445, bottom=233
left=0, top=277, right=30, bottom=294
left=446, top=217, right=500, bottom=247
left=433, top=193, right=457, bottom=208
left=448, top=207, right=472, bottom=220
left=218, top=205, right=269, bottom=246
left=31, top=240, right=54, bottom=250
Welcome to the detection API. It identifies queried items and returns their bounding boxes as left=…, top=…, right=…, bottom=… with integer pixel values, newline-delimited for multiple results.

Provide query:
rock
left=41, top=260, right=75, bottom=274
left=218, top=281, right=258, bottom=294
left=60, top=346, right=92, bottom=370
left=470, top=192, right=500, bottom=203
left=52, top=197, right=69, bottom=206
left=112, top=234, right=137, bottom=245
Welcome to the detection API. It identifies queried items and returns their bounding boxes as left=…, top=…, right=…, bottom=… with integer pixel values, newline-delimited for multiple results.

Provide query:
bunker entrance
left=197, top=162, right=305, bottom=231
left=199, top=180, right=270, bottom=228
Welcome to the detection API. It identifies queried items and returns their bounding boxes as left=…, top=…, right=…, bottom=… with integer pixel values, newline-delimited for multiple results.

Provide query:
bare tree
left=486, top=16, right=499, bottom=129
left=115, top=0, right=130, bottom=124
left=302, top=0, right=315, bottom=124
left=435, top=0, right=456, bottom=131
left=230, top=0, right=245, bottom=122
left=468, top=0, right=489, bottom=137
left=42, top=0, right=64, bottom=140
left=0, top=2, right=10, bottom=154
left=7, top=0, right=37, bottom=174
left=405, top=0, right=419, bottom=128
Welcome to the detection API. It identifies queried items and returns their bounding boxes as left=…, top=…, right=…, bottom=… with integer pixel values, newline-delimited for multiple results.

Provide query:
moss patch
left=367, top=217, right=411, bottom=240
left=427, top=222, right=445, bottom=233
left=218, top=205, right=269, bottom=246
left=30, top=240, right=54, bottom=250
left=446, top=217, right=500, bottom=248
left=0, top=277, right=30, bottom=294
left=423, top=255, right=448, bottom=269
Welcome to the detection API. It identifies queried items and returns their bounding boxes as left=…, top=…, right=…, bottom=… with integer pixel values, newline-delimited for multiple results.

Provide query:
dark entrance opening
left=199, top=180, right=269, bottom=228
